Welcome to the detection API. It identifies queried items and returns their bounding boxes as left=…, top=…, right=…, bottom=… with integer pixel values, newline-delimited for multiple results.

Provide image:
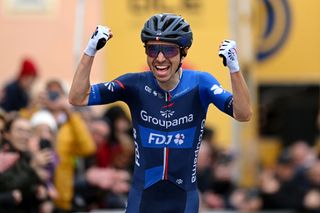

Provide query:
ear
left=184, top=47, right=189, bottom=55
left=181, top=48, right=189, bottom=61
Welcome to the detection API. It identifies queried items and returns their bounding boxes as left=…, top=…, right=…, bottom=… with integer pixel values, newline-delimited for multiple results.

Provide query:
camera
left=39, top=138, right=52, bottom=150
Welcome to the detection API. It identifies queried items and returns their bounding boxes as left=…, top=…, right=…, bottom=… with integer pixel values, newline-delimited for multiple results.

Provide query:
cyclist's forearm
left=69, top=54, right=94, bottom=106
left=230, top=71, right=252, bottom=122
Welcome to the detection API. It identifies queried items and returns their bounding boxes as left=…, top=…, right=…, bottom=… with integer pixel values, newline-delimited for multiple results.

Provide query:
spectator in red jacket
left=0, top=58, right=38, bottom=112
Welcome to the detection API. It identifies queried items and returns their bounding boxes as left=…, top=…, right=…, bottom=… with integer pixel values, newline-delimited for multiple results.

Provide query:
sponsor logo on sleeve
left=104, top=82, right=115, bottom=92
left=210, top=84, right=224, bottom=95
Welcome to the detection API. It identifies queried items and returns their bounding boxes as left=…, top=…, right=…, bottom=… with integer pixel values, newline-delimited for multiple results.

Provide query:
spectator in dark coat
left=0, top=116, right=48, bottom=213
left=259, top=149, right=305, bottom=211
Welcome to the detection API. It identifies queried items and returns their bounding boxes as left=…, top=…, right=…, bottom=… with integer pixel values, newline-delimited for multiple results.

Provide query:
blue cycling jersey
left=88, top=70, right=233, bottom=213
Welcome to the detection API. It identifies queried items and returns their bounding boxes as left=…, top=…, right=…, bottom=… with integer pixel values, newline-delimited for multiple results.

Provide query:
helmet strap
left=175, top=48, right=186, bottom=73
left=175, top=62, right=182, bottom=73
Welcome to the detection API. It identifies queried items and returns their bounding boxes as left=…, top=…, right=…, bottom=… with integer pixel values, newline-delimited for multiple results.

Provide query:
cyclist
left=69, top=13, right=252, bottom=213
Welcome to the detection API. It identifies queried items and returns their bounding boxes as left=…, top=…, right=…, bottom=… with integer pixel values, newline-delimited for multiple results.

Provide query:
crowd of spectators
left=0, top=58, right=132, bottom=213
left=0, top=58, right=319, bottom=213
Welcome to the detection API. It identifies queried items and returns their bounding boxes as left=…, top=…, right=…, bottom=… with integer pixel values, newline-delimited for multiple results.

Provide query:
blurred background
left=0, top=0, right=319, bottom=212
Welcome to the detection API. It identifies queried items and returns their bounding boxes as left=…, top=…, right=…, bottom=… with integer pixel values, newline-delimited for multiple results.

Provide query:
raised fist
left=219, top=40, right=240, bottom=73
left=84, top=25, right=112, bottom=56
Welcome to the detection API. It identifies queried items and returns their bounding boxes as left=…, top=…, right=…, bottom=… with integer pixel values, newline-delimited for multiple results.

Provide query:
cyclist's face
left=146, top=41, right=185, bottom=90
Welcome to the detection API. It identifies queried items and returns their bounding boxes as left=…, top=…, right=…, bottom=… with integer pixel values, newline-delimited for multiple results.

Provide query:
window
left=258, top=84, right=319, bottom=146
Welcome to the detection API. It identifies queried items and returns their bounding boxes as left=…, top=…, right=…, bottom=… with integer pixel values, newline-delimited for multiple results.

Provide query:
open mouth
left=154, top=65, right=170, bottom=79
left=155, top=65, right=170, bottom=71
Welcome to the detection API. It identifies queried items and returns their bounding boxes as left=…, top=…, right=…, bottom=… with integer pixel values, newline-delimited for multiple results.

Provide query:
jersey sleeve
left=199, top=72, right=234, bottom=117
left=88, top=73, right=137, bottom=105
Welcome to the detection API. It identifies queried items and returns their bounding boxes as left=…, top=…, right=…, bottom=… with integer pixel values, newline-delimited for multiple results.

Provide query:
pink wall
left=0, top=0, right=105, bottom=92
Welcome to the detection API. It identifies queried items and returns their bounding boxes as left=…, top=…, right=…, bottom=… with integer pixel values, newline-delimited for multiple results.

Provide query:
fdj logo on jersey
left=148, top=133, right=185, bottom=145
left=140, top=126, right=195, bottom=149
left=149, top=133, right=173, bottom=145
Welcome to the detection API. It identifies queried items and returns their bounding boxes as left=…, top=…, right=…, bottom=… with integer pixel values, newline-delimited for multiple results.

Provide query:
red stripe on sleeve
left=114, top=80, right=125, bottom=89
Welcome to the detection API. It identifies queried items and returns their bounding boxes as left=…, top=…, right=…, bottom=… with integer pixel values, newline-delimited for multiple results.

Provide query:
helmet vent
left=160, top=14, right=167, bottom=22
left=152, top=17, right=158, bottom=30
left=182, top=25, right=190, bottom=32
left=173, top=23, right=182, bottom=31
left=163, top=19, right=175, bottom=31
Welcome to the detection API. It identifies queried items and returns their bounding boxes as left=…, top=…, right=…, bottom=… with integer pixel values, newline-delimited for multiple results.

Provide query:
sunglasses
left=145, top=44, right=181, bottom=58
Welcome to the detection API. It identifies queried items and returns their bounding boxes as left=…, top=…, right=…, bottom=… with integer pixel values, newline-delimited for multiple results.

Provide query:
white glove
left=218, top=40, right=240, bottom=73
left=84, top=25, right=111, bottom=56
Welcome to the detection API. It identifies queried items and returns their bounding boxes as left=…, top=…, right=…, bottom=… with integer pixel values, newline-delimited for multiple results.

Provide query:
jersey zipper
left=163, top=147, right=169, bottom=180
left=163, top=92, right=170, bottom=180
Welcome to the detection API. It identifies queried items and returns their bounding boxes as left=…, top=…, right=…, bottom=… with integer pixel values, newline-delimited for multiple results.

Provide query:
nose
left=155, top=51, right=166, bottom=62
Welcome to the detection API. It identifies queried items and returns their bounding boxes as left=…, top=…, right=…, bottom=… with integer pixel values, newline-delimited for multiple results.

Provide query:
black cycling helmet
left=141, top=13, right=193, bottom=49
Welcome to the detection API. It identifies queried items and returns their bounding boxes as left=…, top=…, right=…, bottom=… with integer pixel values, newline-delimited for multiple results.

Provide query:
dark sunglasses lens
left=146, top=45, right=179, bottom=58
left=146, top=45, right=159, bottom=58
left=162, top=46, right=179, bottom=58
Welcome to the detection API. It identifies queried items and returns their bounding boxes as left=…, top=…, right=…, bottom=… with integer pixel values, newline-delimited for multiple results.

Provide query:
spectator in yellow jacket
left=41, top=79, right=96, bottom=212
